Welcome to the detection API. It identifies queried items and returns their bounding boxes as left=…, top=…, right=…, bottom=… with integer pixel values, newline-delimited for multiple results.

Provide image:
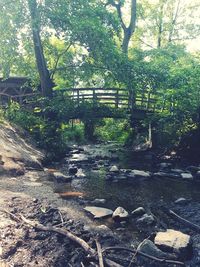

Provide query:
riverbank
left=1, top=122, right=200, bottom=266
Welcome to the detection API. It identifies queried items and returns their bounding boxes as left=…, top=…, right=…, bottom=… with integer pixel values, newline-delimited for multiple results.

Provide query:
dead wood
left=95, top=239, right=104, bottom=267
left=0, top=209, right=122, bottom=267
left=162, top=207, right=200, bottom=233
left=103, top=247, right=185, bottom=266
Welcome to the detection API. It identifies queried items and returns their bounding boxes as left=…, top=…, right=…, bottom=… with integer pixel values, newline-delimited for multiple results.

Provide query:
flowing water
left=53, top=143, right=200, bottom=213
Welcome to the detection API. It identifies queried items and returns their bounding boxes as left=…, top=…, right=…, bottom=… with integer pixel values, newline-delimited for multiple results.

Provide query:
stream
left=54, top=143, right=200, bottom=209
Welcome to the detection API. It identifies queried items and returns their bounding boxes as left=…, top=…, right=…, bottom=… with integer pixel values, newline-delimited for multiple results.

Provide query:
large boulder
left=112, top=207, right=129, bottom=221
left=154, top=229, right=192, bottom=259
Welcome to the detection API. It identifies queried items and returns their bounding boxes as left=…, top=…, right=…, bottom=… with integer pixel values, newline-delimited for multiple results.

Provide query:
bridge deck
left=0, top=78, right=174, bottom=118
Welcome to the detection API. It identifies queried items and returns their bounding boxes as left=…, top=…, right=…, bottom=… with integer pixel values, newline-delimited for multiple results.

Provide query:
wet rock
left=120, top=169, right=132, bottom=174
left=131, top=170, right=151, bottom=179
left=91, top=199, right=106, bottom=205
left=75, top=169, right=86, bottom=178
left=167, top=172, right=181, bottom=179
left=69, top=154, right=89, bottom=163
left=109, top=165, right=119, bottom=173
left=52, top=172, right=72, bottom=183
left=131, top=207, right=146, bottom=217
left=195, top=170, right=200, bottom=180
left=171, top=169, right=184, bottom=174
left=84, top=206, right=113, bottom=219
left=159, top=162, right=172, bottom=170
left=181, top=173, right=193, bottom=180
left=136, top=214, right=155, bottom=225
left=138, top=240, right=175, bottom=259
left=154, top=229, right=192, bottom=259
left=68, top=165, right=78, bottom=175
left=186, top=166, right=200, bottom=174
left=174, top=198, right=189, bottom=205
left=117, top=175, right=127, bottom=181
left=112, top=207, right=129, bottom=221
left=153, top=172, right=167, bottom=178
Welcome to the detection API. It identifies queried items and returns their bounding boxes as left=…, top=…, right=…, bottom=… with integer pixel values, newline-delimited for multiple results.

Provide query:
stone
left=96, top=225, right=112, bottom=234
left=75, top=168, right=86, bottom=178
left=171, top=169, right=184, bottom=174
left=195, top=170, right=200, bottom=180
left=120, top=169, right=132, bottom=174
left=91, top=199, right=106, bottom=205
left=138, top=240, right=175, bottom=259
left=136, top=214, right=155, bottom=225
left=52, top=172, right=72, bottom=183
left=181, top=173, right=193, bottom=180
left=112, top=207, right=129, bottom=221
left=159, top=162, right=172, bottom=170
left=154, top=171, right=181, bottom=179
left=154, top=229, right=192, bottom=259
left=174, top=198, right=189, bottom=205
left=153, top=172, right=167, bottom=178
left=132, top=170, right=151, bottom=179
left=167, top=173, right=181, bottom=179
left=131, top=207, right=146, bottom=217
left=68, top=165, right=78, bottom=175
left=84, top=206, right=113, bottom=219
left=117, top=175, right=127, bottom=181
left=109, top=165, right=119, bottom=173
left=186, top=166, right=200, bottom=174
left=69, top=153, right=89, bottom=163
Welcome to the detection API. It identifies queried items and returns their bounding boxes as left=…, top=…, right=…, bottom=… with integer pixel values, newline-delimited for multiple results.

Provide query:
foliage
left=95, top=118, right=132, bottom=143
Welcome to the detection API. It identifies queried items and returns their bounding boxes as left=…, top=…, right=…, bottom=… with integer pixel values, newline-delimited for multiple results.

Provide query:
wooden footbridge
left=0, top=77, right=175, bottom=120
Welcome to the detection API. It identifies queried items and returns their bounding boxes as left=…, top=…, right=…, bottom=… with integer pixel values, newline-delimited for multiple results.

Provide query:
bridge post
left=115, top=89, right=119, bottom=108
left=77, top=89, right=80, bottom=106
left=93, top=89, right=96, bottom=106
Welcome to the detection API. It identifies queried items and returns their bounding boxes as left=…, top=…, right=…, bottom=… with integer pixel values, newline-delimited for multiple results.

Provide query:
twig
left=1, top=209, right=122, bottom=267
left=95, top=239, right=104, bottom=267
left=162, top=207, right=200, bottom=233
left=128, top=236, right=150, bottom=267
left=103, top=247, right=185, bottom=266
left=58, top=210, right=64, bottom=227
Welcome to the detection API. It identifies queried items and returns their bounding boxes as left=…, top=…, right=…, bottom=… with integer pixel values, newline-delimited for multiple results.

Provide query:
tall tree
left=108, top=0, right=137, bottom=54
left=28, top=0, right=54, bottom=97
left=137, top=0, right=200, bottom=49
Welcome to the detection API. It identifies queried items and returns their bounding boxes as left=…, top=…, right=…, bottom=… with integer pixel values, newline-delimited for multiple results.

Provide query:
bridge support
left=83, top=119, right=96, bottom=141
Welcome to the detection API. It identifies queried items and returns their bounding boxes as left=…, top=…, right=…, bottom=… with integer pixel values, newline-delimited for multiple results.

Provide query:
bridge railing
left=65, top=87, right=171, bottom=112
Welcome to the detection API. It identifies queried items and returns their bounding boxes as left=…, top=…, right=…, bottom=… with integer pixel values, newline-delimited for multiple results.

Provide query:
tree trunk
left=122, top=0, right=137, bottom=54
left=110, top=0, right=137, bottom=55
left=28, top=0, right=53, bottom=97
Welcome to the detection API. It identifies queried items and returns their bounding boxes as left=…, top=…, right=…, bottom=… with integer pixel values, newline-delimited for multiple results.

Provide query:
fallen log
left=162, top=207, right=200, bottom=233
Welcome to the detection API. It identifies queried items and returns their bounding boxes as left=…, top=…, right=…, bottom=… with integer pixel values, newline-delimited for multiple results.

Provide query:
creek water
left=53, top=143, right=200, bottom=214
